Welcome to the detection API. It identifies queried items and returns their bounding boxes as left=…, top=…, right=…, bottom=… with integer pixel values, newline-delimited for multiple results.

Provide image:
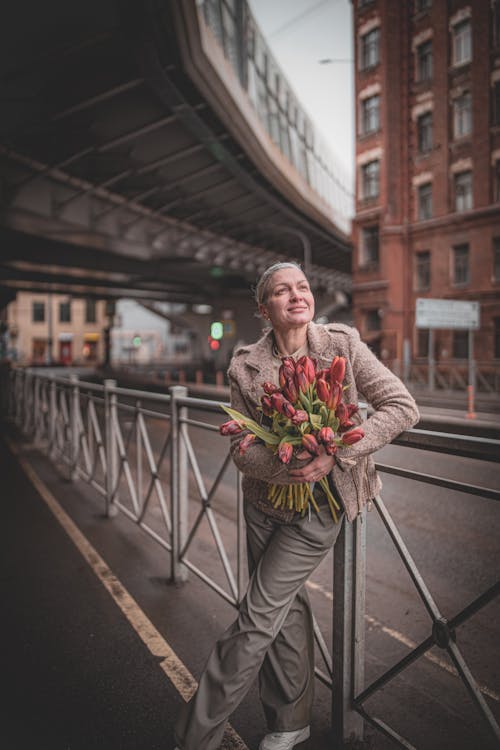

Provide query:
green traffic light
left=210, top=321, right=223, bottom=340
left=132, top=335, right=141, bottom=347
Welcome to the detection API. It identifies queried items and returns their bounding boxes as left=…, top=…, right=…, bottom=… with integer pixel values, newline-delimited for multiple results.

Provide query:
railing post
left=69, top=374, right=80, bottom=481
left=104, top=379, right=118, bottom=517
left=332, top=513, right=366, bottom=747
left=48, top=376, right=57, bottom=458
left=23, top=370, right=31, bottom=434
left=33, top=374, right=40, bottom=443
left=170, top=385, right=188, bottom=583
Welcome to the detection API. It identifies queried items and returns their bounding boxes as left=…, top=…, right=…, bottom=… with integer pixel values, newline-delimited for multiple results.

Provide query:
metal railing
left=3, top=366, right=500, bottom=749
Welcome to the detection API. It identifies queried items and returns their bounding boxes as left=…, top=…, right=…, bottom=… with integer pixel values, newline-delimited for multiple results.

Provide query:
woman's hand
left=288, top=445, right=335, bottom=484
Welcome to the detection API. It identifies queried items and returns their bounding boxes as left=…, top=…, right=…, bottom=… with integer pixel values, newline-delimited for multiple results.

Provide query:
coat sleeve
left=337, top=328, right=419, bottom=464
left=226, top=369, right=293, bottom=484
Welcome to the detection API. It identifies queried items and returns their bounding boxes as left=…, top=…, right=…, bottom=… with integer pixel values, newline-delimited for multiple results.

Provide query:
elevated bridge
left=0, top=0, right=352, bottom=320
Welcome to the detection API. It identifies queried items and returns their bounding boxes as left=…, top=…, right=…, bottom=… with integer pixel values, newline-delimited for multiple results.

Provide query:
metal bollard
left=170, top=385, right=188, bottom=583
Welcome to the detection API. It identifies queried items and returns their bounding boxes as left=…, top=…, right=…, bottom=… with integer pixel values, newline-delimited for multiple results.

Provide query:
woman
left=175, top=262, right=419, bottom=750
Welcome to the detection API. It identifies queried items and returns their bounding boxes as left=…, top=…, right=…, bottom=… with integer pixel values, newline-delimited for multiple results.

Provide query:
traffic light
left=209, top=338, right=220, bottom=351
left=132, top=334, right=141, bottom=348
left=210, top=321, right=223, bottom=340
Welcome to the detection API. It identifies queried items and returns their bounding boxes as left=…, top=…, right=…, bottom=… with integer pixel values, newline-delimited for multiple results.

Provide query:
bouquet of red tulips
left=220, top=355, right=364, bottom=522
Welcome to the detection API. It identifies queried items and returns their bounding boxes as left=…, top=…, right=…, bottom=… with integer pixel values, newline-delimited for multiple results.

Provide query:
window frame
left=452, top=243, right=470, bottom=286
left=452, top=19, right=472, bottom=67
left=453, top=91, right=472, bottom=139
left=32, top=301, right=45, bottom=323
left=417, top=183, right=433, bottom=221
left=359, top=225, right=380, bottom=269
left=361, top=159, right=380, bottom=200
left=417, top=111, right=433, bottom=153
left=360, top=94, right=380, bottom=135
left=59, top=301, right=71, bottom=324
left=454, top=170, right=473, bottom=212
left=415, top=250, right=431, bottom=291
left=85, top=299, right=97, bottom=324
left=360, top=27, right=380, bottom=71
left=416, top=40, right=433, bottom=82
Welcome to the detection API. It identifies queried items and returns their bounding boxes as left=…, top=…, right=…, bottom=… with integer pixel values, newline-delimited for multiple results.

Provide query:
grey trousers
left=174, top=499, right=344, bottom=750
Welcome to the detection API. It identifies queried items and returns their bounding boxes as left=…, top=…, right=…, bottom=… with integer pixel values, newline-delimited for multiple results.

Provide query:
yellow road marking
left=7, top=438, right=248, bottom=750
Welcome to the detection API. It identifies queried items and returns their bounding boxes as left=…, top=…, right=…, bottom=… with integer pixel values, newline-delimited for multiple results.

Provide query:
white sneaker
left=258, top=725, right=310, bottom=749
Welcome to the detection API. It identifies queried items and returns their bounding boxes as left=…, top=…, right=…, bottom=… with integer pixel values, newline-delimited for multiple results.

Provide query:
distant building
left=352, top=0, right=500, bottom=381
left=7, top=293, right=107, bottom=365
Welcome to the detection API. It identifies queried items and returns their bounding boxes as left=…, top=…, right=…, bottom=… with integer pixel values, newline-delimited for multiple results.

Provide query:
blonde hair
left=254, top=262, right=304, bottom=306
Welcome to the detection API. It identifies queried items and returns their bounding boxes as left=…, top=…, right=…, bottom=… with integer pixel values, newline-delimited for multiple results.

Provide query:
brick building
left=352, top=0, right=500, bottom=383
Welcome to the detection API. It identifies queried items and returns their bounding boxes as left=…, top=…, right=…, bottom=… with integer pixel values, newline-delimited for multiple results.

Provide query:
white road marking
left=305, top=579, right=500, bottom=703
left=8, top=439, right=248, bottom=750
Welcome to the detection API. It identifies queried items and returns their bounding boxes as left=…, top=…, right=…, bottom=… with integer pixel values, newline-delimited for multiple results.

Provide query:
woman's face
left=260, top=267, right=315, bottom=332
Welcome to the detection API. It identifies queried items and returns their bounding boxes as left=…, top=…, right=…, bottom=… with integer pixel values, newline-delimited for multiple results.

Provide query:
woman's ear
left=259, top=304, right=269, bottom=320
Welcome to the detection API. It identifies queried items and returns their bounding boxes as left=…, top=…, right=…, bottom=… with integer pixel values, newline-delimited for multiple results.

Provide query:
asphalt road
left=2, top=398, right=499, bottom=750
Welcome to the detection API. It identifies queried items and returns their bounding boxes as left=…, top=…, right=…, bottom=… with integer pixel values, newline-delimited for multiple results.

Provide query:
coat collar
left=244, top=322, right=335, bottom=371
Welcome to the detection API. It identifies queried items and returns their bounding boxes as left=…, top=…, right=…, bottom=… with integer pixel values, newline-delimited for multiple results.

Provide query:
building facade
left=7, top=293, right=107, bottom=366
left=352, top=0, right=500, bottom=383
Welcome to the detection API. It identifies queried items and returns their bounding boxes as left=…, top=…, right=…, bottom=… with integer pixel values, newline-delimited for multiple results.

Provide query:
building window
left=417, top=111, right=433, bottom=153
left=416, top=250, right=431, bottom=290
left=365, top=309, right=382, bottom=331
left=452, top=330, right=469, bottom=359
left=454, top=170, right=473, bottom=211
left=32, top=301, right=45, bottom=323
left=494, top=238, right=500, bottom=282
left=360, top=225, right=379, bottom=268
left=416, top=40, right=433, bottom=82
left=452, top=20, right=472, bottom=66
left=495, top=318, right=500, bottom=358
left=415, top=0, right=432, bottom=11
left=85, top=299, right=96, bottom=323
left=417, top=329, right=429, bottom=357
left=453, top=92, right=472, bottom=138
left=361, top=160, right=380, bottom=199
left=453, top=243, right=469, bottom=286
left=494, top=82, right=500, bottom=126
left=418, top=183, right=433, bottom=220
left=360, top=27, right=380, bottom=70
left=361, top=95, right=380, bottom=135
left=59, top=301, right=71, bottom=323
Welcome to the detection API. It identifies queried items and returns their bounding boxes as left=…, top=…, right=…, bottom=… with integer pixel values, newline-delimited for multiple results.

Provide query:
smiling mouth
left=288, top=307, right=308, bottom=312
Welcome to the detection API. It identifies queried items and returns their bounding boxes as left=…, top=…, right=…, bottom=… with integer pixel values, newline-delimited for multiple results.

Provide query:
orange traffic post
left=466, top=384, right=476, bottom=420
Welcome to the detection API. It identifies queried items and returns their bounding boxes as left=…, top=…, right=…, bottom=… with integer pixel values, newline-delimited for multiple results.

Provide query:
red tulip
left=261, top=395, right=273, bottom=416
left=318, top=426, right=335, bottom=445
left=270, top=392, right=295, bottom=418
left=278, top=442, right=293, bottom=464
left=327, top=382, right=342, bottom=410
left=291, top=409, right=308, bottom=425
left=282, top=375, right=298, bottom=403
left=294, top=364, right=309, bottom=394
left=316, top=378, right=330, bottom=403
left=279, top=359, right=295, bottom=389
left=297, top=355, right=316, bottom=384
left=335, top=401, right=350, bottom=426
left=346, top=403, right=359, bottom=417
left=282, top=400, right=296, bottom=419
left=239, top=433, right=257, bottom=454
left=341, top=428, right=364, bottom=446
left=329, top=356, right=346, bottom=385
left=263, top=381, right=280, bottom=395
left=325, top=442, right=338, bottom=456
left=317, top=368, right=329, bottom=381
left=219, top=419, right=243, bottom=436
left=301, top=433, right=320, bottom=456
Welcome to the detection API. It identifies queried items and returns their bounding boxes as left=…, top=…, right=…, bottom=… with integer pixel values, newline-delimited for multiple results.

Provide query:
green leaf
left=309, top=413, right=323, bottom=430
left=221, top=405, right=280, bottom=444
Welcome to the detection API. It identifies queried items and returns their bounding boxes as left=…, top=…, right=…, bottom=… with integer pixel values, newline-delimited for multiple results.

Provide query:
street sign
left=415, top=298, right=480, bottom=330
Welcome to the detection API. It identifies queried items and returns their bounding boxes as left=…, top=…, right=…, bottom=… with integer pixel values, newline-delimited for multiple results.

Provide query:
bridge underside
left=0, top=0, right=351, bottom=310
